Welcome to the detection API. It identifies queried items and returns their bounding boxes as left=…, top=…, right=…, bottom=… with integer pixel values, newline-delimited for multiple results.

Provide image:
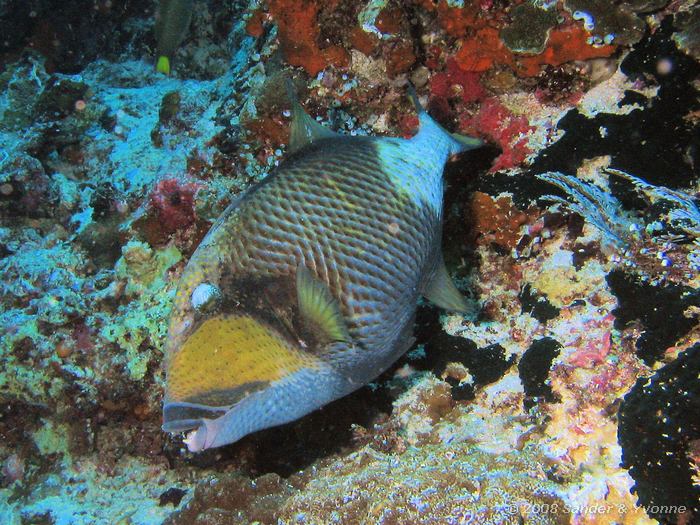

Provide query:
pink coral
left=2, top=454, right=24, bottom=484
left=72, top=322, right=95, bottom=354
left=570, top=332, right=612, bottom=368
left=590, top=365, right=619, bottom=392
left=430, top=58, right=485, bottom=104
left=149, top=178, right=200, bottom=235
left=460, top=98, right=534, bottom=172
left=569, top=314, right=615, bottom=368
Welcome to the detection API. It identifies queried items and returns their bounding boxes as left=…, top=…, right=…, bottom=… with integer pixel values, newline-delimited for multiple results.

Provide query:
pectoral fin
left=286, top=79, right=338, bottom=153
left=423, top=257, right=471, bottom=313
left=296, top=266, right=349, bottom=343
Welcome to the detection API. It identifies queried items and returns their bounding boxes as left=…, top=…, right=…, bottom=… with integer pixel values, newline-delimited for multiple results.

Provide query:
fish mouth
left=162, top=401, right=228, bottom=433
left=163, top=401, right=231, bottom=452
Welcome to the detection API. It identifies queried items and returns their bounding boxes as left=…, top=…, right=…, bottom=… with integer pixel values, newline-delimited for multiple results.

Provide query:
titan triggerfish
left=162, top=84, right=482, bottom=451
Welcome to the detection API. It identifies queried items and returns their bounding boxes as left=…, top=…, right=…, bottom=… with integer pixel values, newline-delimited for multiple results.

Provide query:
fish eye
left=191, top=282, right=221, bottom=313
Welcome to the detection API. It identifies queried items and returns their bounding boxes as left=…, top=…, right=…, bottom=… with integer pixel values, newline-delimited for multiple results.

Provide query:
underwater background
left=0, top=0, right=699, bottom=523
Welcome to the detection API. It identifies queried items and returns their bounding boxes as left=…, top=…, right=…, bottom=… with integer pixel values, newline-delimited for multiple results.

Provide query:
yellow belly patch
left=167, top=314, right=319, bottom=404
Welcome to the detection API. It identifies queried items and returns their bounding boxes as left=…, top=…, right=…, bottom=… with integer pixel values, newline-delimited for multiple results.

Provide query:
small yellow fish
left=162, top=84, right=482, bottom=451
left=154, top=0, right=194, bottom=75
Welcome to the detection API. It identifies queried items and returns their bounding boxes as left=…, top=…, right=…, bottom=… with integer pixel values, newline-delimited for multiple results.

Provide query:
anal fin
left=423, top=257, right=472, bottom=314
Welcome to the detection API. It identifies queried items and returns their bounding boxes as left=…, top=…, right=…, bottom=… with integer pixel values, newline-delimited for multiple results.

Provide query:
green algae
left=0, top=54, right=49, bottom=131
left=32, top=419, right=71, bottom=458
left=99, top=241, right=181, bottom=380
left=0, top=228, right=91, bottom=402
left=0, top=232, right=180, bottom=403
left=0, top=0, right=266, bottom=424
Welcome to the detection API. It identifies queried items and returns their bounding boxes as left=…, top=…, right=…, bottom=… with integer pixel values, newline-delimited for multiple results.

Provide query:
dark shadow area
left=0, top=0, right=152, bottom=73
left=442, top=144, right=501, bottom=272
left=518, top=337, right=561, bottom=411
left=619, top=343, right=700, bottom=524
left=410, top=304, right=516, bottom=401
left=607, top=270, right=700, bottom=365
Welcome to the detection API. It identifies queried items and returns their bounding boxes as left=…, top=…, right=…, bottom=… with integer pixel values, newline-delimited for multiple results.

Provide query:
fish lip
left=162, top=418, right=201, bottom=433
left=183, top=419, right=219, bottom=452
left=162, top=401, right=228, bottom=433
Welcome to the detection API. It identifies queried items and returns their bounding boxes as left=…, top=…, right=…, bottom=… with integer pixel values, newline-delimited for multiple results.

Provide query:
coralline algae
left=0, top=1, right=698, bottom=524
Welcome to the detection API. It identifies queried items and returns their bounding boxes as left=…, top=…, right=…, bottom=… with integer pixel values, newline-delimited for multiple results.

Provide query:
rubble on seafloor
left=0, top=0, right=698, bottom=524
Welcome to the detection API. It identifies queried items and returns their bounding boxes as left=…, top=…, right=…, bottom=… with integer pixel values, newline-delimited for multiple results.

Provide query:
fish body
left=162, top=90, right=481, bottom=451
left=154, top=0, right=194, bottom=74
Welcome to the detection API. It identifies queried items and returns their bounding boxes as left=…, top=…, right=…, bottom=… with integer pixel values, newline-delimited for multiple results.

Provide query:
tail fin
left=408, top=83, right=482, bottom=154
left=156, top=56, right=171, bottom=75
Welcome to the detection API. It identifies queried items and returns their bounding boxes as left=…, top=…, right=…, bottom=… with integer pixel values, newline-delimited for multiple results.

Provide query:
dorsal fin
left=423, top=256, right=472, bottom=313
left=286, top=79, right=337, bottom=154
left=296, top=265, right=350, bottom=343
left=407, top=83, right=483, bottom=154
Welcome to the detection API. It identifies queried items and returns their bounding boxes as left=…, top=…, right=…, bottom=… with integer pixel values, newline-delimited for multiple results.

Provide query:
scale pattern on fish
left=162, top=85, right=481, bottom=451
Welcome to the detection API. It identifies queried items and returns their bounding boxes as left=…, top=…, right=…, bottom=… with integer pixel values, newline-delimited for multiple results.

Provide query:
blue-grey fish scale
left=224, top=136, right=439, bottom=377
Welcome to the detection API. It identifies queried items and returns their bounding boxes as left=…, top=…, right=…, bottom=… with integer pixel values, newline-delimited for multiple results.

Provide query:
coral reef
left=0, top=0, right=697, bottom=524
left=461, top=98, right=536, bottom=172
left=563, top=0, right=654, bottom=47
left=168, top=374, right=572, bottom=524
left=278, top=442, right=570, bottom=525
left=537, top=167, right=700, bottom=280
left=265, top=0, right=348, bottom=77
